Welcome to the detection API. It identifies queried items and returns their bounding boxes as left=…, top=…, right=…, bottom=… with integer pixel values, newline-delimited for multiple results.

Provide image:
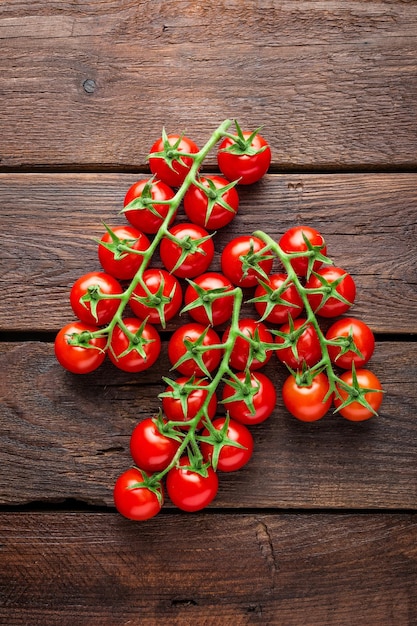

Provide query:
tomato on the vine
left=220, top=235, right=273, bottom=288
left=148, top=133, right=199, bottom=187
left=129, top=268, right=182, bottom=326
left=70, top=271, right=123, bottom=326
left=98, top=225, right=150, bottom=280
left=168, top=323, right=222, bottom=377
left=183, top=272, right=235, bottom=326
left=326, top=317, right=375, bottom=369
left=306, top=266, right=356, bottom=318
left=166, top=457, right=219, bottom=512
left=217, top=125, right=271, bottom=185
left=274, top=317, right=322, bottom=369
left=160, top=223, right=215, bottom=278
left=54, top=321, right=107, bottom=374
left=282, top=372, right=332, bottom=422
left=161, top=376, right=217, bottom=429
left=113, top=468, right=163, bottom=521
left=252, top=273, right=303, bottom=324
left=183, top=175, right=239, bottom=229
left=200, top=417, right=254, bottom=472
left=279, top=226, right=327, bottom=277
left=222, top=371, right=277, bottom=425
left=334, top=368, right=383, bottom=421
left=223, top=318, right=273, bottom=371
left=109, top=317, right=161, bottom=373
left=123, top=178, right=176, bottom=234
left=129, top=418, right=180, bottom=472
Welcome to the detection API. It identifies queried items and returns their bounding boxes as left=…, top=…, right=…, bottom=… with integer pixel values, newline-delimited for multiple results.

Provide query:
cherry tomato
left=161, top=376, right=217, bottom=430
left=69, top=271, right=123, bottom=326
left=123, top=178, right=176, bottom=234
left=334, top=369, right=383, bottom=421
left=222, top=371, right=277, bottom=425
left=279, top=226, right=327, bottom=277
left=183, top=175, right=239, bottom=229
left=275, top=317, right=322, bottom=369
left=326, top=317, right=375, bottom=369
left=220, top=235, right=273, bottom=288
left=282, top=372, right=332, bottom=422
left=183, top=272, right=235, bottom=326
left=129, top=269, right=182, bottom=326
left=166, top=457, right=219, bottom=512
left=217, top=127, right=271, bottom=185
left=109, top=317, right=161, bottom=373
left=160, top=223, right=215, bottom=278
left=54, top=321, right=107, bottom=374
left=149, top=133, right=199, bottom=187
left=129, top=418, right=180, bottom=472
left=306, top=266, right=356, bottom=318
left=168, top=323, right=222, bottom=377
left=223, top=318, right=273, bottom=371
left=253, top=273, right=303, bottom=324
left=113, top=468, right=163, bottom=521
left=98, top=225, right=150, bottom=280
left=200, top=417, right=254, bottom=472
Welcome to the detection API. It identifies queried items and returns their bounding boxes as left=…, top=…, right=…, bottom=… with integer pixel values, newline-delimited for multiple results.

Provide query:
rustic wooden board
left=1, top=172, right=416, bottom=333
left=1, top=2, right=417, bottom=169
left=1, top=340, right=415, bottom=509
left=1, top=512, right=416, bottom=625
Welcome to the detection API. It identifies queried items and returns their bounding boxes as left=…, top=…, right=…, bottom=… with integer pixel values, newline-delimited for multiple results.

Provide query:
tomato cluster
left=55, top=119, right=384, bottom=521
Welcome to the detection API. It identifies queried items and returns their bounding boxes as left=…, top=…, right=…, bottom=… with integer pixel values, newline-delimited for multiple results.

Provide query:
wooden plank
left=1, top=172, right=416, bottom=333
left=1, top=2, right=416, bottom=169
left=0, top=512, right=416, bottom=625
left=1, top=340, right=416, bottom=509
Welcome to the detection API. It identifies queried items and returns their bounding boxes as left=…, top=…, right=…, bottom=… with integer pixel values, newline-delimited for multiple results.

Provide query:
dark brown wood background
left=1, top=2, right=416, bottom=624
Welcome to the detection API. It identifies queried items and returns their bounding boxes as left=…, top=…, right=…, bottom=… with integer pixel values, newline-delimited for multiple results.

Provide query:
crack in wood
left=255, top=520, right=278, bottom=589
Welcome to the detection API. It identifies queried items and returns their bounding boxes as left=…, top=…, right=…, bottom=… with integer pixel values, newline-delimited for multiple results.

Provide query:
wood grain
left=1, top=1, right=416, bottom=169
left=1, top=340, right=415, bottom=509
left=1, top=512, right=416, bottom=625
left=1, top=172, right=416, bottom=333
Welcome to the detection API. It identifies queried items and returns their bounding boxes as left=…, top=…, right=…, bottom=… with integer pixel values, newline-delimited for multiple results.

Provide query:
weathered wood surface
left=1, top=340, right=416, bottom=509
left=1, top=172, right=416, bottom=333
left=1, top=1, right=417, bottom=169
left=1, top=513, right=416, bottom=625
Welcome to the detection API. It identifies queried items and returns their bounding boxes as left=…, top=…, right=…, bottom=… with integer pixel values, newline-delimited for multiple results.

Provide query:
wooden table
left=1, top=2, right=416, bottom=624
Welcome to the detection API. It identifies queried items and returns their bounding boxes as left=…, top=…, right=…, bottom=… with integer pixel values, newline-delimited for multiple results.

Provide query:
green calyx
left=220, top=120, right=267, bottom=157
left=221, top=369, right=260, bottom=416
left=197, top=415, right=246, bottom=472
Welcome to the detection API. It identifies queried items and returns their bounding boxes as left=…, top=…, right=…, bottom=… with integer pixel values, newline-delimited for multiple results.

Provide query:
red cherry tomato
left=279, top=226, right=327, bottom=277
left=217, top=128, right=271, bottom=185
left=334, top=369, right=383, bottom=421
left=282, top=372, right=332, bottom=422
left=306, top=266, right=356, bottom=318
left=98, top=225, right=150, bottom=280
left=161, top=376, right=217, bottom=430
left=129, top=418, right=180, bottom=472
left=69, top=271, right=123, bottom=326
left=166, top=457, right=219, bottom=512
left=326, top=317, right=375, bottom=369
left=168, top=323, right=222, bottom=377
left=253, top=273, right=303, bottom=324
left=183, top=272, right=235, bottom=326
left=223, top=318, right=273, bottom=371
left=221, top=235, right=273, bottom=288
left=123, top=178, right=176, bottom=234
left=222, top=371, right=277, bottom=425
left=200, top=417, right=254, bottom=472
left=129, top=269, right=182, bottom=326
left=113, top=468, right=163, bottom=521
left=109, top=317, right=161, bottom=373
left=54, top=321, right=107, bottom=374
left=149, top=133, right=199, bottom=187
left=275, top=318, right=322, bottom=370
left=160, top=223, right=215, bottom=278
left=184, top=175, right=239, bottom=229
